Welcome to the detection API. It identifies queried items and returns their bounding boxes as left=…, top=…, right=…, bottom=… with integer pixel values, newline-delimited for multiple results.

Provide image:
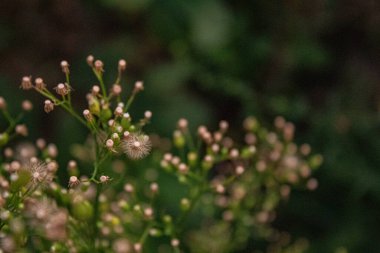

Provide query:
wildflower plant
left=0, top=56, right=322, bottom=253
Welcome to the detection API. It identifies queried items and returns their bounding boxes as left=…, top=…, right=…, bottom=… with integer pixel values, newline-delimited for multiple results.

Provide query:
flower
left=26, top=161, right=52, bottom=186
left=121, top=133, right=151, bottom=160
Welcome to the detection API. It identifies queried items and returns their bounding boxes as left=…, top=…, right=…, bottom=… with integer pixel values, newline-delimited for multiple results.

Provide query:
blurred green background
left=1, top=0, right=380, bottom=252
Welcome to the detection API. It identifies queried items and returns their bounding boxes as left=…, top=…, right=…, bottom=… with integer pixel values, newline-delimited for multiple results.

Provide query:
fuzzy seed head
left=122, top=133, right=151, bottom=160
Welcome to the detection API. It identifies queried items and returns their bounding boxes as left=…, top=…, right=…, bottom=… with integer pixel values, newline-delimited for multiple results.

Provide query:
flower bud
left=44, top=100, right=54, bottom=113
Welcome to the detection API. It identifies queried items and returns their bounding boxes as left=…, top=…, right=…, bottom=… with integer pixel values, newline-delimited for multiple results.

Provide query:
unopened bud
left=118, top=59, right=127, bottom=72
left=44, top=100, right=54, bottom=113
left=35, top=78, right=46, bottom=89
left=21, top=100, right=33, bottom=111
left=21, top=76, right=33, bottom=90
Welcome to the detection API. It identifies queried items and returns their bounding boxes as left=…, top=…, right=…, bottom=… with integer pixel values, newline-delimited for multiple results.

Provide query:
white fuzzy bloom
left=121, top=133, right=151, bottom=160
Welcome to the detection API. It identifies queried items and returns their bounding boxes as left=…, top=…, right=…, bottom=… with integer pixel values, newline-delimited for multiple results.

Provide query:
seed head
left=121, top=133, right=151, bottom=160
left=27, top=161, right=52, bottom=186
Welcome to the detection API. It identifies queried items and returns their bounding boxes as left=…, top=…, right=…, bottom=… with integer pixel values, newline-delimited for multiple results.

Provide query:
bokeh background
left=1, top=1, right=380, bottom=252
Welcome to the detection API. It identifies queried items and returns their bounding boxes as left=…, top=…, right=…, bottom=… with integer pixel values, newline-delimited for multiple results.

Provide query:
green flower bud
left=10, top=170, right=31, bottom=192
left=0, top=133, right=9, bottom=146
left=72, top=200, right=94, bottom=221
left=187, top=152, right=198, bottom=167
left=309, top=154, right=323, bottom=169
left=121, top=117, right=131, bottom=129
left=88, top=96, right=100, bottom=116
left=173, top=131, right=185, bottom=148
left=100, top=108, right=112, bottom=122
left=180, top=198, right=190, bottom=211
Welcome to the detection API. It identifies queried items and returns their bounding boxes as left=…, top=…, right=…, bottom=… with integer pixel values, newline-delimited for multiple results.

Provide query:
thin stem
left=92, top=183, right=102, bottom=250
left=93, top=69, right=107, bottom=98
left=124, top=91, right=138, bottom=112
left=139, top=222, right=154, bottom=244
left=1, top=109, right=14, bottom=124
left=34, top=88, right=88, bottom=128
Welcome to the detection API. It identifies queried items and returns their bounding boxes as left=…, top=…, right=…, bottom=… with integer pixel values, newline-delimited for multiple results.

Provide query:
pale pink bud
left=144, top=110, right=152, bottom=119
left=118, top=59, right=127, bottom=72
left=15, top=124, right=28, bottom=136
left=60, top=60, right=69, bottom=74
left=171, top=239, right=180, bottom=247
left=111, top=84, right=122, bottom=96
left=134, top=81, right=144, bottom=93
left=94, top=60, right=104, bottom=72
left=86, top=55, right=94, bottom=66
left=22, top=100, right=33, bottom=111
left=83, top=109, right=93, bottom=121
left=0, top=97, right=6, bottom=109
left=114, top=106, right=123, bottom=117
left=44, top=100, right=54, bottom=113
left=35, top=77, right=46, bottom=89
left=21, top=76, right=33, bottom=90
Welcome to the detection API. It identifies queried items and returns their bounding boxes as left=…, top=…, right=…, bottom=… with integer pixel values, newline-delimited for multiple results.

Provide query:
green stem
left=35, top=88, right=88, bottom=128
left=139, top=222, right=154, bottom=244
left=93, top=69, right=107, bottom=98
left=124, top=92, right=137, bottom=112
left=92, top=183, right=102, bottom=250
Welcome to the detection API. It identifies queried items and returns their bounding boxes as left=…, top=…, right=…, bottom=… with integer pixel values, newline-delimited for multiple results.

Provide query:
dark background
left=1, top=1, right=380, bottom=252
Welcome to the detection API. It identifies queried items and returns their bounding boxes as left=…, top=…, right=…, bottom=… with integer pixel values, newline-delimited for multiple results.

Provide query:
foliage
left=0, top=58, right=321, bottom=252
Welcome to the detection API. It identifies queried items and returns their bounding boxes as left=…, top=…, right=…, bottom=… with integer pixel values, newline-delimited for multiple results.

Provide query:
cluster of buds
left=0, top=56, right=323, bottom=253
left=158, top=116, right=322, bottom=252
